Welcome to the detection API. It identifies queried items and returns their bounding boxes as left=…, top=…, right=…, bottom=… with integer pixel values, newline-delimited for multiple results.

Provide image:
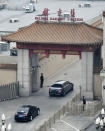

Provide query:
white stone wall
left=94, top=74, right=102, bottom=98
left=0, top=69, right=16, bottom=84
left=101, top=15, right=105, bottom=105
left=17, top=49, right=31, bottom=97
left=102, top=16, right=105, bottom=67
left=31, top=54, right=40, bottom=92
left=0, top=56, right=17, bottom=64
left=81, top=52, right=93, bottom=99
left=102, top=79, right=105, bottom=105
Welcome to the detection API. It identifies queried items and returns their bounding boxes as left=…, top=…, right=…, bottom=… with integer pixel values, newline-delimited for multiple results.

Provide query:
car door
left=33, top=106, right=37, bottom=117
left=31, top=107, right=35, bottom=118
left=62, top=83, right=66, bottom=94
left=68, top=81, right=73, bottom=91
left=29, top=107, right=33, bottom=117
left=64, top=82, right=68, bottom=93
left=67, top=81, right=70, bottom=91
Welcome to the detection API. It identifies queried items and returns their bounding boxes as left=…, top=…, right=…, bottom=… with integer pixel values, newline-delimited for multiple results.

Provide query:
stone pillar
left=102, top=12, right=105, bottom=67
left=101, top=78, right=105, bottom=105
left=31, top=54, right=40, bottom=92
left=100, top=11, right=105, bottom=105
left=81, top=52, right=93, bottom=99
left=17, top=49, right=31, bottom=97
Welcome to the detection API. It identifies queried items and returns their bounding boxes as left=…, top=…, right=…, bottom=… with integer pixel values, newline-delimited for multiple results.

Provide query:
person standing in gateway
left=82, top=96, right=86, bottom=111
left=40, top=73, right=44, bottom=88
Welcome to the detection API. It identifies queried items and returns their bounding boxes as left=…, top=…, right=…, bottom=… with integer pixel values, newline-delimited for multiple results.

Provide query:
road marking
left=60, top=120, right=80, bottom=131
left=51, top=128, right=57, bottom=131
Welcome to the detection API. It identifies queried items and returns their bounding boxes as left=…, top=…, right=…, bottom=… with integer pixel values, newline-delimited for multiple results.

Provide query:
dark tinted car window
left=66, top=81, right=70, bottom=84
left=66, top=81, right=71, bottom=85
left=33, top=106, right=37, bottom=110
left=63, top=82, right=68, bottom=86
left=17, top=107, right=29, bottom=113
left=51, top=84, right=63, bottom=88
left=63, top=82, right=66, bottom=86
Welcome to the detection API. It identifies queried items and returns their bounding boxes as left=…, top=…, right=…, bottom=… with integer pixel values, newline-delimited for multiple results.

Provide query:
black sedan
left=14, top=105, right=40, bottom=122
left=49, top=80, right=73, bottom=97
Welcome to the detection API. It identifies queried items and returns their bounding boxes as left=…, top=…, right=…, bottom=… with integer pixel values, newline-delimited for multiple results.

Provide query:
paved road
left=86, top=123, right=98, bottom=131
left=0, top=60, right=81, bottom=131
left=45, top=59, right=81, bottom=89
left=48, top=115, right=94, bottom=131
left=0, top=87, right=78, bottom=131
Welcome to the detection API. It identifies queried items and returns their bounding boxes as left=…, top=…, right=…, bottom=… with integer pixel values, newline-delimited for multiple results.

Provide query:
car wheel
left=30, top=116, right=33, bottom=121
left=49, top=94, right=52, bottom=97
left=62, top=92, right=65, bottom=97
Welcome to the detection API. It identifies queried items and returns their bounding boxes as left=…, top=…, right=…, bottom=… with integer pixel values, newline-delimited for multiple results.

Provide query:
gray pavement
left=44, top=59, right=98, bottom=131
left=0, top=60, right=82, bottom=131
left=45, top=59, right=81, bottom=89
left=48, top=114, right=95, bottom=131
left=0, top=60, right=97, bottom=131
left=0, top=86, right=77, bottom=131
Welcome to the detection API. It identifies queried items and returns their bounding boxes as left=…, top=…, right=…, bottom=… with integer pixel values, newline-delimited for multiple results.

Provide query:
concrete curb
left=82, top=122, right=94, bottom=131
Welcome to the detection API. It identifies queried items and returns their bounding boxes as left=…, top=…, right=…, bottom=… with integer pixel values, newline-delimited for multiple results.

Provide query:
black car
left=14, top=105, right=40, bottom=122
left=49, top=80, right=73, bottom=97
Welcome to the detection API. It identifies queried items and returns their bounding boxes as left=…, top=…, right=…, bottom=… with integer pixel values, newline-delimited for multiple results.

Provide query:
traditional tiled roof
left=91, top=19, right=102, bottom=27
left=2, top=21, right=103, bottom=46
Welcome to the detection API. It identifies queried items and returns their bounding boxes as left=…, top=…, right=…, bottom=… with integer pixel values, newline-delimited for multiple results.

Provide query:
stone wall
left=0, top=64, right=17, bottom=84
left=39, top=55, right=79, bottom=80
left=94, top=74, right=102, bottom=99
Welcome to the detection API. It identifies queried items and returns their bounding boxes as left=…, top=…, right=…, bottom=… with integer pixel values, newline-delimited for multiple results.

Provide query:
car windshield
left=17, top=107, right=29, bottom=113
left=51, top=84, right=62, bottom=88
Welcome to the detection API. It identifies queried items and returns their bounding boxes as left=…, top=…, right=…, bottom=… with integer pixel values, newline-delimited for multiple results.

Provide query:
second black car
left=49, top=80, right=73, bottom=96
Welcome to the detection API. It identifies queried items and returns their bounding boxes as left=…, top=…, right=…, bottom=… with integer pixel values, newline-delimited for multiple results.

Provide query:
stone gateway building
left=2, top=21, right=103, bottom=100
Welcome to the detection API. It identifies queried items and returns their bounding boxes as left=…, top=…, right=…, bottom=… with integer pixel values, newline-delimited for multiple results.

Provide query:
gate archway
left=2, top=21, right=103, bottom=99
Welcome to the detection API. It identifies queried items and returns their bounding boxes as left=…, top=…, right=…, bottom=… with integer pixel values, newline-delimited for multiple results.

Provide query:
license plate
left=18, top=115, right=23, bottom=118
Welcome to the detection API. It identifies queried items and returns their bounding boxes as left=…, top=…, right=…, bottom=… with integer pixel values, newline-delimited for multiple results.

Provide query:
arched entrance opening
left=2, top=21, right=103, bottom=99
